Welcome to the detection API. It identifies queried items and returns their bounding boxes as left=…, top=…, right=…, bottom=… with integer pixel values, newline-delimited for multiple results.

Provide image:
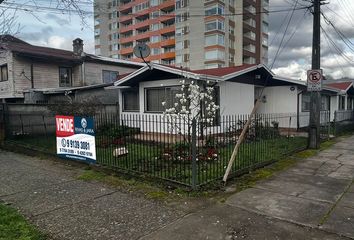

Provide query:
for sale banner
left=56, top=115, right=96, bottom=163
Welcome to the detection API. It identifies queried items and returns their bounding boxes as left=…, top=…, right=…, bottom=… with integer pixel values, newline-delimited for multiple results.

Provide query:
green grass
left=0, top=203, right=45, bottom=240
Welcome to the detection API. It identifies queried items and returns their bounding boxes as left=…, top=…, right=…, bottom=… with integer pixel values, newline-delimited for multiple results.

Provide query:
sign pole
left=308, top=0, right=321, bottom=149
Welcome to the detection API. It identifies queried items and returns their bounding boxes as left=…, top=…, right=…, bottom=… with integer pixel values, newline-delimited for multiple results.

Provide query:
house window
left=301, top=93, right=310, bottom=112
left=321, top=95, right=330, bottom=111
left=59, top=67, right=72, bottom=87
left=339, top=95, right=346, bottom=110
left=145, top=86, right=180, bottom=112
left=0, top=64, right=8, bottom=82
left=122, top=89, right=139, bottom=111
left=102, top=70, right=119, bottom=83
left=348, top=97, right=353, bottom=110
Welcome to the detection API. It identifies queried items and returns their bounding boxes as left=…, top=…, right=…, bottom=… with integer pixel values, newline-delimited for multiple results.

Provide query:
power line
left=271, top=0, right=300, bottom=68
left=1, top=2, right=310, bottom=17
left=321, top=25, right=354, bottom=64
left=321, top=11, right=354, bottom=55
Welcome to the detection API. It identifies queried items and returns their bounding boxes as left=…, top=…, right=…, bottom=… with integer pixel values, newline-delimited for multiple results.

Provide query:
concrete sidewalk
left=144, top=136, right=354, bottom=240
left=0, top=151, right=184, bottom=240
left=1, top=136, right=354, bottom=240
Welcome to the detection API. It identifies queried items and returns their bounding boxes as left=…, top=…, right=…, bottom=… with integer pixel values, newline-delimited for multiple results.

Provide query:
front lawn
left=7, top=134, right=308, bottom=186
left=0, top=203, right=45, bottom=240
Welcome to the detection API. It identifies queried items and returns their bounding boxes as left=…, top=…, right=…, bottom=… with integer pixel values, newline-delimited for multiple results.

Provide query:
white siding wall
left=219, top=81, right=254, bottom=115
left=257, top=86, right=298, bottom=114
left=256, top=86, right=299, bottom=128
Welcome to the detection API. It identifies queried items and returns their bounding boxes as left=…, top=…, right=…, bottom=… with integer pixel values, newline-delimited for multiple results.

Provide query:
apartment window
left=134, top=1, right=150, bottom=12
left=152, top=48, right=160, bottom=55
left=205, top=63, right=224, bottom=69
left=0, top=64, right=8, bottom=81
left=122, top=89, right=139, bottom=112
left=59, top=67, right=72, bottom=87
left=205, top=4, right=224, bottom=16
left=94, top=18, right=100, bottom=26
left=176, top=55, right=182, bottom=64
left=151, top=11, right=159, bottom=19
left=205, top=49, right=225, bottom=60
left=151, top=23, right=159, bottom=31
left=145, top=86, right=180, bottom=112
left=112, top=43, right=119, bottom=51
left=111, top=54, right=119, bottom=59
left=151, top=35, right=160, bottom=43
left=176, top=41, right=183, bottom=50
left=102, top=70, right=119, bottom=83
left=339, top=96, right=346, bottom=110
left=150, top=0, right=159, bottom=6
left=95, top=37, right=100, bottom=45
left=205, top=34, right=225, bottom=46
left=112, top=32, right=119, bottom=39
left=205, top=20, right=224, bottom=31
left=183, top=54, right=190, bottom=62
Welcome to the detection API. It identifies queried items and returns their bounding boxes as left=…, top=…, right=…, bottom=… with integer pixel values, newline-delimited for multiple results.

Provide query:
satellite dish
left=133, top=43, right=151, bottom=59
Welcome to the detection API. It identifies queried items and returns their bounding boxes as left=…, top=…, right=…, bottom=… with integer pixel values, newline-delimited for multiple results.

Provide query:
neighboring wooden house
left=0, top=35, right=144, bottom=103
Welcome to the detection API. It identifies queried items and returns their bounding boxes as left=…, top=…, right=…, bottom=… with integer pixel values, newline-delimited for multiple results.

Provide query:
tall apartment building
left=94, top=0, right=269, bottom=69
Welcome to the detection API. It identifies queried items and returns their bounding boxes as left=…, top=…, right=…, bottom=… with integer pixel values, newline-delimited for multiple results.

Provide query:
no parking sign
left=307, top=69, right=323, bottom=91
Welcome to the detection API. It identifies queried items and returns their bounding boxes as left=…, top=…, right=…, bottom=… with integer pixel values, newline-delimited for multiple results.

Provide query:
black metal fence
left=2, top=108, right=354, bottom=188
left=334, top=110, right=354, bottom=135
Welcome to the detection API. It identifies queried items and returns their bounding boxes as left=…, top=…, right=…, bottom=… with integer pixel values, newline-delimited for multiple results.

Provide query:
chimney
left=73, top=38, right=84, bottom=56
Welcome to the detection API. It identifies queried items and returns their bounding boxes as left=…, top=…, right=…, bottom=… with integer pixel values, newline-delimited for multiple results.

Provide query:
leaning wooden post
left=223, top=99, right=262, bottom=183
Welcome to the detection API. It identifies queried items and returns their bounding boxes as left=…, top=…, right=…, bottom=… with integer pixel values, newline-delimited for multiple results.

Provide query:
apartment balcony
left=119, top=35, right=135, bottom=44
left=160, top=51, right=175, bottom=59
left=244, top=31, right=256, bottom=41
left=243, top=44, right=256, bottom=53
left=244, top=5, right=256, bottom=14
left=120, top=14, right=133, bottom=23
left=160, top=25, right=175, bottom=35
left=160, top=38, right=175, bottom=47
left=118, top=1, right=134, bottom=12
left=159, top=14, right=175, bottom=22
left=159, top=0, right=175, bottom=10
left=119, top=47, right=134, bottom=55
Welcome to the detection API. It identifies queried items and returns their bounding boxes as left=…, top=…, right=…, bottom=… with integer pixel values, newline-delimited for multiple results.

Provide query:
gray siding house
left=0, top=35, right=144, bottom=103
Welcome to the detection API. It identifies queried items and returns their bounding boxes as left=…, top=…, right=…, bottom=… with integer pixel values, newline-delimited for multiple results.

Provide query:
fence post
left=333, top=111, right=337, bottom=136
left=191, top=118, right=198, bottom=190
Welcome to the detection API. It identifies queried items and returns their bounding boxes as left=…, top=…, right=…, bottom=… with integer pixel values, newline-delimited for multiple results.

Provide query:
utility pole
left=308, top=0, right=322, bottom=149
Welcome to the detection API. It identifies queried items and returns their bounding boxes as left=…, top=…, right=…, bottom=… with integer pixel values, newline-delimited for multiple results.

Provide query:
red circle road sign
left=308, top=70, right=322, bottom=83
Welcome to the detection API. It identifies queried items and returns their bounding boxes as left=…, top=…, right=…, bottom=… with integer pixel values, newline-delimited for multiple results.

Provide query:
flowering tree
left=162, top=79, right=219, bottom=135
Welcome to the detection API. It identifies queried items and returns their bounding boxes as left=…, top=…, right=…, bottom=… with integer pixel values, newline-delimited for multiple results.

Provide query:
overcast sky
left=6, top=0, right=354, bottom=80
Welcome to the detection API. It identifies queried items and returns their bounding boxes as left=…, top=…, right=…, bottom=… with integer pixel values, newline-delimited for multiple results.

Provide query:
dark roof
left=325, top=82, right=353, bottom=91
left=0, top=36, right=81, bottom=63
left=0, top=35, right=29, bottom=44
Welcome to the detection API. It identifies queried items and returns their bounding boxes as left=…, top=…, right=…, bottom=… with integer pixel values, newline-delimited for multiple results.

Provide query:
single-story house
left=110, top=63, right=343, bottom=133
left=0, top=35, right=144, bottom=103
